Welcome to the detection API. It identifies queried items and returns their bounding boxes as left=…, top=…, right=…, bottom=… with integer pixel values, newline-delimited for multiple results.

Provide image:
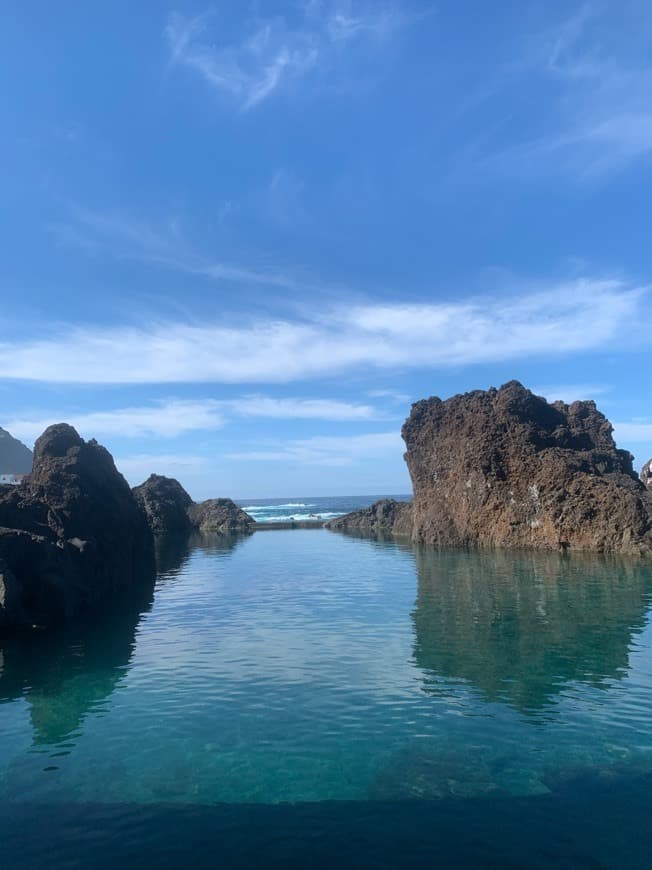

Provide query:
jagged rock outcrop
left=641, top=459, right=652, bottom=491
left=402, top=381, right=652, bottom=555
left=325, top=499, right=413, bottom=537
left=132, top=474, right=193, bottom=537
left=0, top=424, right=155, bottom=628
left=188, top=498, right=254, bottom=533
left=0, top=427, right=32, bottom=474
left=131, top=475, right=255, bottom=540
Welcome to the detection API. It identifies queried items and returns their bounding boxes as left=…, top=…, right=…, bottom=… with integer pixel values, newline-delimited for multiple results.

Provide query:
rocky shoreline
left=2, top=381, right=652, bottom=630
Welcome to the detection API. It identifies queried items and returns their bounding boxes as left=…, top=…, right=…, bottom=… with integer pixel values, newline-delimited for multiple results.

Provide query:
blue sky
left=1, top=0, right=651, bottom=498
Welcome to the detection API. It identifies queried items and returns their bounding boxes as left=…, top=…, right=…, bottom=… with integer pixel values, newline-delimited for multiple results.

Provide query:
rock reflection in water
left=154, top=531, right=249, bottom=578
left=412, top=547, right=652, bottom=711
left=0, top=589, right=153, bottom=746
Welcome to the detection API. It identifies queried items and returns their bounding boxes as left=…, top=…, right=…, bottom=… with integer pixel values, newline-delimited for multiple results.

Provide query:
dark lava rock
left=325, top=499, right=412, bottom=537
left=188, top=498, right=254, bottom=533
left=132, top=474, right=193, bottom=537
left=0, top=426, right=33, bottom=475
left=641, top=459, right=652, bottom=491
left=0, top=424, right=155, bottom=628
left=402, top=381, right=652, bottom=554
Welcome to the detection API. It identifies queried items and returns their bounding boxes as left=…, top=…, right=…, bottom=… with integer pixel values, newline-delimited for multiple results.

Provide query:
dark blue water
left=1, top=528, right=652, bottom=867
left=237, top=494, right=410, bottom=523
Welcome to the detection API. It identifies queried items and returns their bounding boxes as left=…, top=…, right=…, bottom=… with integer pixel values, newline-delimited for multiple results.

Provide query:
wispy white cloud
left=530, top=383, right=610, bottom=404
left=613, top=422, right=652, bottom=443
left=0, top=279, right=645, bottom=384
left=165, top=2, right=403, bottom=110
left=539, top=4, right=652, bottom=174
left=4, top=396, right=383, bottom=443
left=114, top=453, right=208, bottom=482
left=4, top=400, right=226, bottom=443
left=50, top=207, right=302, bottom=291
left=228, top=431, right=402, bottom=465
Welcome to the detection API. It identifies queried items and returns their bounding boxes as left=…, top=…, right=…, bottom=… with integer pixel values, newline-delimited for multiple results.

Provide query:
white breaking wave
left=242, top=502, right=314, bottom=510
left=254, top=512, right=341, bottom=523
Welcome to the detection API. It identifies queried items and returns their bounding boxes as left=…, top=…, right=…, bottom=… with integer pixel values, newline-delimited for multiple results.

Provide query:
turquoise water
left=1, top=529, right=652, bottom=867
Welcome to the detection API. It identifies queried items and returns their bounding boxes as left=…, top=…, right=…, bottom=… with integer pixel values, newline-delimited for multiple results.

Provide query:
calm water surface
left=1, top=529, right=652, bottom=867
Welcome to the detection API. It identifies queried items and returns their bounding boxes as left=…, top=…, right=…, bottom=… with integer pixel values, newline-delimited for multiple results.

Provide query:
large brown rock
left=188, top=498, right=254, bottom=533
left=325, top=499, right=412, bottom=537
left=402, top=381, right=652, bottom=555
left=132, top=474, right=193, bottom=537
left=0, top=424, right=155, bottom=628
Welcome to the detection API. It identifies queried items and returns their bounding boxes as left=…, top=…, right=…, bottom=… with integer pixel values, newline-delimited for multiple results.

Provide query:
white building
left=0, top=473, right=26, bottom=485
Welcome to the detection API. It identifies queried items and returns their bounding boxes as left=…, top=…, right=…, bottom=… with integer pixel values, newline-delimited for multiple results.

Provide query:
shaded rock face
left=325, top=499, right=412, bottom=537
left=641, top=460, right=652, bottom=491
left=402, top=381, right=652, bottom=554
left=132, top=474, right=193, bottom=537
left=0, top=424, right=155, bottom=628
left=0, top=427, right=33, bottom=475
left=188, top=498, right=254, bottom=533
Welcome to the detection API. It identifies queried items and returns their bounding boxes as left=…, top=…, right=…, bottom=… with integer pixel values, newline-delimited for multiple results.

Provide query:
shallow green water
left=1, top=529, right=652, bottom=866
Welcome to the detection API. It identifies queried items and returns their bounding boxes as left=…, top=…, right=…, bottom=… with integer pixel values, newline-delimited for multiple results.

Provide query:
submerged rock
left=402, top=381, right=652, bottom=554
left=132, top=474, right=193, bottom=537
left=0, top=424, right=155, bottom=628
left=188, top=498, right=254, bottom=533
left=325, top=499, right=413, bottom=537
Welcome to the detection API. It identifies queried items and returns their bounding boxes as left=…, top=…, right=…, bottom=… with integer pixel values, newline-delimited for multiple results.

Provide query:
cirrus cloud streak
left=0, top=279, right=645, bottom=385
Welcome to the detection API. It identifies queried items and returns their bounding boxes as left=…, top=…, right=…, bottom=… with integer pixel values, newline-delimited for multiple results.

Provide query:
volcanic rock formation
left=325, top=499, right=412, bottom=536
left=402, top=381, right=652, bottom=554
left=187, top=498, right=254, bottom=533
left=132, top=474, right=255, bottom=539
left=132, top=474, right=194, bottom=537
left=0, top=424, right=155, bottom=628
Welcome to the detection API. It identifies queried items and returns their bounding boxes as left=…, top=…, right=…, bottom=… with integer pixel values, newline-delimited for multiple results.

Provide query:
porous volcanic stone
left=0, top=424, right=155, bottom=628
left=402, top=381, right=652, bottom=555
left=325, top=499, right=412, bottom=536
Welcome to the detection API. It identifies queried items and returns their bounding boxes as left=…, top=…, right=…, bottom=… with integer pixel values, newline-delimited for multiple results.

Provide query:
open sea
left=237, top=494, right=411, bottom=524
left=1, top=497, right=652, bottom=867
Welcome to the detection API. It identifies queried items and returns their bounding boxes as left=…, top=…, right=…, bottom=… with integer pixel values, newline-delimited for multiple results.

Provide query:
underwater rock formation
left=402, top=381, right=652, bottom=554
left=0, top=424, right=155, bottom=628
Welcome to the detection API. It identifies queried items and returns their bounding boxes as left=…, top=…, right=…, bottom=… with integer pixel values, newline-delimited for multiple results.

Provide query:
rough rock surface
left=132, top=474, right=193, bottom=537
left=0, top=427, right=32, bottom=474
left=0, top=424, right=155, bottom=628
left=188, top=498, right=254, bottom=533
left=325, top=499, right=412, bottom=536
left=641, top=459, right=652, bottom=491
left=402, top=381, right=652, bottom=555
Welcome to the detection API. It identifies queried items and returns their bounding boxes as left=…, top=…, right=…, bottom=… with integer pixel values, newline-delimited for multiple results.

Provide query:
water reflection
left=155, top=532, right=249, bottom=578
left=0, top=589, right=153, bottom=746
left=412, top=547, right=652, bottom=711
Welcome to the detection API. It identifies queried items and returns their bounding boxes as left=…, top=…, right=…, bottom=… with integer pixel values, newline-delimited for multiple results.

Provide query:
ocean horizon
left=236, top=494, right=411, bottom=524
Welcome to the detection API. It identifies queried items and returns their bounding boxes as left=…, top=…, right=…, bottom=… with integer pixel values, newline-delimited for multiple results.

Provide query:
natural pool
left=1, top=529, right=652, bottom=867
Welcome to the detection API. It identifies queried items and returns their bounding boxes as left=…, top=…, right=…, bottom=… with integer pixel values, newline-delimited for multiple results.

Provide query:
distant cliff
left=0, top=427, right=32, bottom=475
left=402, top=381, right=652, bottom=555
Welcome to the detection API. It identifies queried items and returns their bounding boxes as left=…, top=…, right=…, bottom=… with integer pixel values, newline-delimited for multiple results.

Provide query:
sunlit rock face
left=0, top=424, right=155, bottom=628
left=402, top=381, right=652, bottom=554
left=641, top=459, right=652, bottom=491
